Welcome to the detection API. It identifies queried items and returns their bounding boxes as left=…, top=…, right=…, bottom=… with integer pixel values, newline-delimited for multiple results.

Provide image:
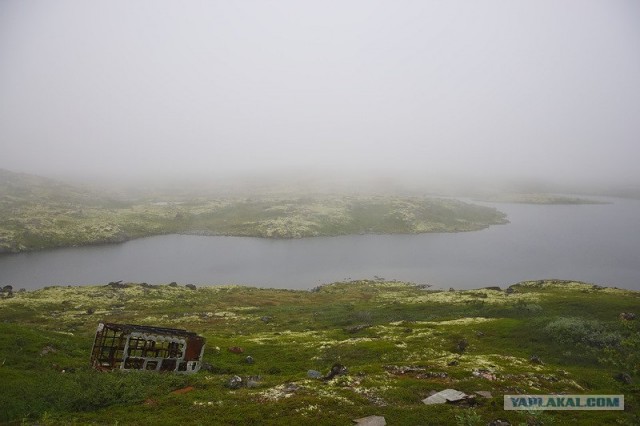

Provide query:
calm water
left=1, top=197, right=639, bottom=291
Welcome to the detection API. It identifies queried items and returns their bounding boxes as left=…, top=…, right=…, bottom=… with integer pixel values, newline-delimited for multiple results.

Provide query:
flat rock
left=475, top=390, right=493, bottom=398
left=353, top=415, right=386, bottom=426
left=422, top=389, right=468, bottom=405
left=307, top=370, right=323, bottom=379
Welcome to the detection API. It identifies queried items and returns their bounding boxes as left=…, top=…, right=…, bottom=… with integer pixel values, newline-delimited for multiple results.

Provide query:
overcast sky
left=1, top=0, right=639, bottom=187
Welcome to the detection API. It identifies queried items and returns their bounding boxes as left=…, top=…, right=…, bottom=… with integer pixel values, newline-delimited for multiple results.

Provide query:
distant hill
left=0, top=169, right=116, bottom=208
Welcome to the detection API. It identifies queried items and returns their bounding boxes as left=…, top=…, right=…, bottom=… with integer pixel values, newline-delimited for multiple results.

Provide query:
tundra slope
left=0, top=279, right=638, bottom=425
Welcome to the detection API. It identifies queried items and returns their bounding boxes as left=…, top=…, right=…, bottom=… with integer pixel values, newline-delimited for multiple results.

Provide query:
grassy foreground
left=0, top=280, right=638, bottom=425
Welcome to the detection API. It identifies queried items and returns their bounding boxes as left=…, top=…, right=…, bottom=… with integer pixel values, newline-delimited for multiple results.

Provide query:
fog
left=1, top=0, right=639, bottom=193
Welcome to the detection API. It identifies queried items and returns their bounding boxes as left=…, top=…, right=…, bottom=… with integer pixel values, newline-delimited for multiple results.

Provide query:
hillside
left=0, top=169, right=508, bottom=253
left=0, top=279, right=638, bottom=425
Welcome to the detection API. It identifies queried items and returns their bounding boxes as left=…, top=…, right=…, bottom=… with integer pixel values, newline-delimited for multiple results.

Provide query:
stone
left=246, top=376, right=261, bottom=388
left=228, top=346, right=244, bottom=354
left=530, top=355, right=543, bottom=365
left=422, top=389, right=468, bottom=405
left=283, top=383, right=300, bottom=393
left=324, top=363, right=348, bottom=380
left=619, top=312, right=637, bottom=321
left=417, top=371, right=448, bottom=379
left=614, top=372, right=632, bottom=384
left=227, top=375, right=243, bottom=389
left=487, top=420, right=511, bottom=426
left=245, top=356, right=254, bottom=364
left=185, top=284, right=197, bottom=290
left=353, top=415, right=386, bottom=426
left=447, top=359, right=459, bottom=366
left=260, top=316, right=272, bottom=323
left=472, top=369, right=496, bottom=381
left=475, top=390, right=493, bottom=398
left=40, top=345, right=57, bottom=356
left=345, top=324, right=371, bottom=333
left=307, top=370, right=323, bottom=379
left=456, top=339, right=468, bottom=353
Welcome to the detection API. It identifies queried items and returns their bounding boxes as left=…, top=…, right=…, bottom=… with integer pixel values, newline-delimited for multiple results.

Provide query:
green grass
left=1, top=279, right=638, bottom=425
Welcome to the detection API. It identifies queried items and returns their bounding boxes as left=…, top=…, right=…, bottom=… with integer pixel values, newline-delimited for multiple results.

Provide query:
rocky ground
left=0, top=279, right=638, bottom=425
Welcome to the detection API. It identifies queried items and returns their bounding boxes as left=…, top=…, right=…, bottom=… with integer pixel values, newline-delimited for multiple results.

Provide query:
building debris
left=90, top=322, right=205, bottom=374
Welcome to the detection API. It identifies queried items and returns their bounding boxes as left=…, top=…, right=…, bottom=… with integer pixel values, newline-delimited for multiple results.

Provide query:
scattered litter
left=472, top=369, right=496, bottom=381
left=416, top=371, right=448, bottom=379
left=383, top=365, right=426, bottom=375
left=353, top=415, right=386, bottom=426
left=171, top=386, right=195, bottom=395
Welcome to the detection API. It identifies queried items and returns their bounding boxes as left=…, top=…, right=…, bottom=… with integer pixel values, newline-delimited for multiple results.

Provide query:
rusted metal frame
left=90, top=322, right=205, bottom=373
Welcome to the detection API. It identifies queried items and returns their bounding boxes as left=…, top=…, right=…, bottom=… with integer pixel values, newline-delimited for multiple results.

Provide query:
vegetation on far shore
left=0, top=169, right=508, bottom=253
left=477, top=193, right=608, bottom=205
left=0, top=279, right=638, bottom=425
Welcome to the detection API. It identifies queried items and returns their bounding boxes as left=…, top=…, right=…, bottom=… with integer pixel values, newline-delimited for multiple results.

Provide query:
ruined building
left=90, top=322, right=205, bottom=373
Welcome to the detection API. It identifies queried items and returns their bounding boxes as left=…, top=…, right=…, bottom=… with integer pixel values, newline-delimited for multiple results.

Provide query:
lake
left=1, top=197, right=639, bottom=291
